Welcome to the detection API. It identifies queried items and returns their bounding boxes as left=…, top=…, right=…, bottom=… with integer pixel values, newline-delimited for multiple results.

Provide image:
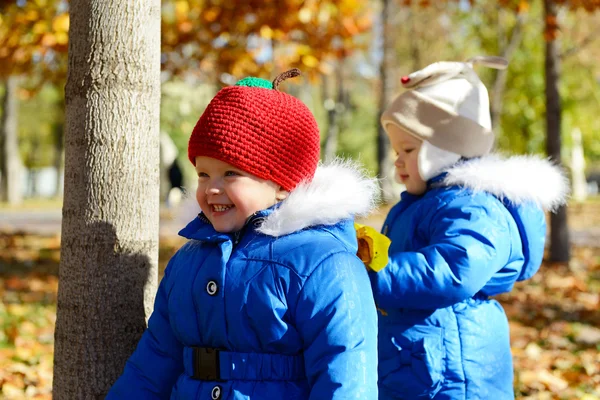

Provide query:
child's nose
left=205, top=181, right=223, bottom=195
left=394, top=156, right=404, bottom=168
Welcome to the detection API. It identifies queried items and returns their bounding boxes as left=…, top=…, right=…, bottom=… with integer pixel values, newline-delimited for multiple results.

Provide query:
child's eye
left=225, top=171, right=240, bottom=177
left=198, top=172, right=209, bottom=178
left=405, top=148, right=415, bottom=154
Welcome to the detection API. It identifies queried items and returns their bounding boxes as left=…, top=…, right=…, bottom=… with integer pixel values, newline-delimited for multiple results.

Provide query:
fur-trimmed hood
left=441, top=154, right=569, bottom=212
left=258, top=160, right=379, bottom=237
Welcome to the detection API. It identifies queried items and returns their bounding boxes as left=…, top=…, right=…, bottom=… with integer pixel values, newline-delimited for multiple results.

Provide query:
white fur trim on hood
left=257, top=159, right=380, bottom=237
left=442, top=155, right=569, bottom=212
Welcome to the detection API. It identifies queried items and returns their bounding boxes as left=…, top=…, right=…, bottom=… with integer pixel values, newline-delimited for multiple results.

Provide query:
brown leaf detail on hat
left=272, top=68, right=301, bottom=91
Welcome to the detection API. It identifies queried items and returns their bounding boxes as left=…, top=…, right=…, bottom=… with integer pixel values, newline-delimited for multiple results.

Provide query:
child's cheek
left=196, top=186, right=206, bottom=210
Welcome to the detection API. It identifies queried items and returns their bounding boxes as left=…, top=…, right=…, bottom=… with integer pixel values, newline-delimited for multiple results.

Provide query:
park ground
left=0, top=202, right=599, bottom=399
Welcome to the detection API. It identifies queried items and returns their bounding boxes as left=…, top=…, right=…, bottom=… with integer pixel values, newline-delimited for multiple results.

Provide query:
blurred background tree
left=0, top=0, right=68, bottom=205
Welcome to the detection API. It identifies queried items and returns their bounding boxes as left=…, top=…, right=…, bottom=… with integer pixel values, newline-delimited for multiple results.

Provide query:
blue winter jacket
left=369, top=156, right=567, bottom=400
left=107, top=163, right=379, bottom=400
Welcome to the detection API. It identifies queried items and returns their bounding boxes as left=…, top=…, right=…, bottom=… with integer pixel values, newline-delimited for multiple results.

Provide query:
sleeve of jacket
left=106, top=257, right=183, bottom=399
left=369, top=194, right=513, bottom=310
left=295, top=251, right=378, bottom=399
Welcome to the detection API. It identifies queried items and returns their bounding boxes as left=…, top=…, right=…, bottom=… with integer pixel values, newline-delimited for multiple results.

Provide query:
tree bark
left=0, top=76, right=23, bottom=205
left=323, top=62, right=345, bottom=162
left=378, top=0, right=397, bottom=203
left=543, top=0, right=570, bottom=262
left=52, top=121, right=64, bottom=197
left=409, top=10, right=421, bottom=71
left=52, top=0, right=161, bottom=398
left=491, top=11, right=525, bottom=130
left=52, top=95, right=66, bottom=198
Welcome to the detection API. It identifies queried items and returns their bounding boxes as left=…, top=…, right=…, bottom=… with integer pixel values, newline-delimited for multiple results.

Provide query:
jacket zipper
left=233, top=212, right=264, bottom=248
left=197, top=211, right=264, bottom=248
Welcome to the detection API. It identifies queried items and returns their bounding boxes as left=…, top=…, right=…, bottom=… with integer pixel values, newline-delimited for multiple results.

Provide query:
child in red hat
left=108, top=70, right=379, bottom=399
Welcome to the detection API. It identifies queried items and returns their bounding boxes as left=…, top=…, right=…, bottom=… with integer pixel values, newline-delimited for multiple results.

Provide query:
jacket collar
left=178, top=208, right=273, bottom=242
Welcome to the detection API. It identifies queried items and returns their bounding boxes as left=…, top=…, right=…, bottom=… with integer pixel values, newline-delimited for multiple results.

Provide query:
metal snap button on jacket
left=206, top=280, right=218, bottom=296
left=211, top=385, right=222, bottom=399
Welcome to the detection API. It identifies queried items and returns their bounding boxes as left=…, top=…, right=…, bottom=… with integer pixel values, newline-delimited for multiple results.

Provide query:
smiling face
left=386, top=124, right=427, bottom=195
left=195, top=156, right=288, bottom=233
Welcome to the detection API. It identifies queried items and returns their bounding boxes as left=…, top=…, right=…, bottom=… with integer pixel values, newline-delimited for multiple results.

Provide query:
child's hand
left=354, top=223, right=391, bottom=272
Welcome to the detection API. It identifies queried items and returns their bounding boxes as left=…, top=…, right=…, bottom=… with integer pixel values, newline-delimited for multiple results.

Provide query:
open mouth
left=212, top=204, right=234, bottom=213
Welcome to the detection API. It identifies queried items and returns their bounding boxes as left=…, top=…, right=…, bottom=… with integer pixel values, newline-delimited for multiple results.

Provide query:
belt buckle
left=192, top=347, right=221, bottom=381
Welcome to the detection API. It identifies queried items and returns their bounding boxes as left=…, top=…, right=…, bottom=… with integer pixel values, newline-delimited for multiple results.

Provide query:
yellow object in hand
left=354, top=223, right=391, bottom=272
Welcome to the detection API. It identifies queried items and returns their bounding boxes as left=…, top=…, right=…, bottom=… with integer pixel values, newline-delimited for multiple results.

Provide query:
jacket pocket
left=380, top=325, right=445, bottom=399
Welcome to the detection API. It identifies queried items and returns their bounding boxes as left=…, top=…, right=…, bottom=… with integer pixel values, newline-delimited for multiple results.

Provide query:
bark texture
left=377, top=0, right=397, bottom=203
left=544, top=0, right=570, bottom=262
left=0, top=76, right=23, bottom=204
left=53, top=1, right=161, bottom=398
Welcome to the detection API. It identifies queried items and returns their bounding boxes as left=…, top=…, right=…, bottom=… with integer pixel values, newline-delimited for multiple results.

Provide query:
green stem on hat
left=235, top=76, right=273, bottom=89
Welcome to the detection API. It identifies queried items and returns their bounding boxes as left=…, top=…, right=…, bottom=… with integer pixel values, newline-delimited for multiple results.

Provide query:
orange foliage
left=160, top=0, right=373, bottom=82
left=1, top=0, right=599, bottom=82
left=495, top=0, right=600, bottom=40
left=0, top=0, right=68, bottom=80
left=0, top=0, right=371, bottom=83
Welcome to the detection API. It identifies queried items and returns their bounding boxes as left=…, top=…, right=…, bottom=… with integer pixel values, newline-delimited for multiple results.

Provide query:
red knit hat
left=188, top=69, right=320, bottom=192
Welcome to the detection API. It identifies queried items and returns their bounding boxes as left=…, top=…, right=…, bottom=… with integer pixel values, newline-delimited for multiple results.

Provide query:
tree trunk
left=378, top=0, right=397, bottom=203
left=53, top=95, right=66, bottom=198
left=322, top=74, right=336, bottom=161
left=26, top=135, right=40, bottom=198
left=409, top=10, right=421, bottom=71
left=52, top=121, right=64, bottom=198
left=543, top=0, right=570, bottom=262
left=491, top=12, right=525, bottom=130
left=53, top=0, right=161, bottom=398
left=323, top=62, right=344, bottom=162
left=0, top=76, right=23, bottom=205
left=570, top=128, right=587, bottom=202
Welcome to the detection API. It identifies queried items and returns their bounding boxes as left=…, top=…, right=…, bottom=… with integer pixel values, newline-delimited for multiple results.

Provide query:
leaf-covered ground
left=1, top=232, right=598, bottom=399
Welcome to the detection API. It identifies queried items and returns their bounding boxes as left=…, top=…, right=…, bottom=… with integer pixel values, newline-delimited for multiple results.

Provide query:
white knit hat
left=382, top=56, right=508, bottom=181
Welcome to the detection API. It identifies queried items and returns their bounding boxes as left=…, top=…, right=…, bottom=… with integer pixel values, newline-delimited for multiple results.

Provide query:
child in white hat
left=369, top=56, right=569, bottom=399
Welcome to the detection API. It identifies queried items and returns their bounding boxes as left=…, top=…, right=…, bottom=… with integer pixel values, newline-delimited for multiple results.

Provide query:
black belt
left=188, top=346, right=306, bottom=382
left=192, top=347, right=222, bottom=381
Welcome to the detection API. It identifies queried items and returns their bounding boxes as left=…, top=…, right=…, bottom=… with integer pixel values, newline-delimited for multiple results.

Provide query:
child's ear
left=276, top=188, right=289, bottom=201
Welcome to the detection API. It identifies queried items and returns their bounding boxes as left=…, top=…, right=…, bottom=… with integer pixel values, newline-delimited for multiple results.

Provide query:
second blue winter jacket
left=107, top=162, right=379, bottom=400
left=369, top=155, right=567, bottom=400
